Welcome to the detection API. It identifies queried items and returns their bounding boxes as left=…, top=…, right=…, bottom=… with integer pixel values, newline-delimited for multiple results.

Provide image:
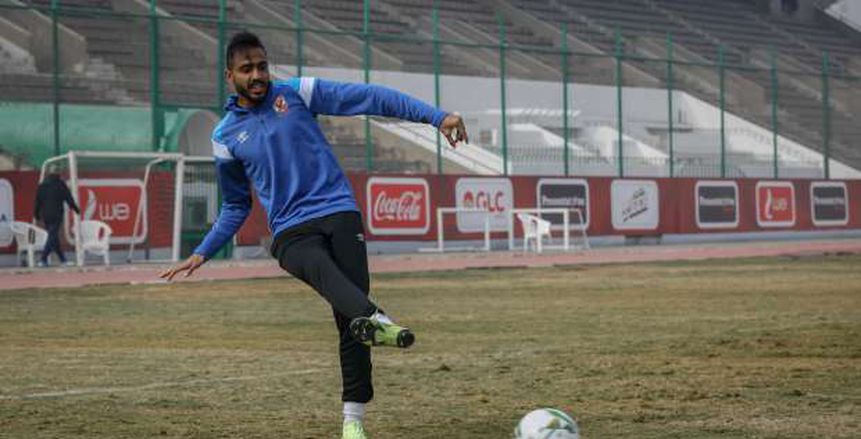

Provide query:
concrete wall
left=766, top=0, right=820, bottom=21
left=0, top=0, right=87, bottom=73
left=827, top=0, right=861, bottom=31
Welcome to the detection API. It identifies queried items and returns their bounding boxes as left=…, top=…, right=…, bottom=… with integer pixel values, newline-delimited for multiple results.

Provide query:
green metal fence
left=1, top=0, right=859, bottom=178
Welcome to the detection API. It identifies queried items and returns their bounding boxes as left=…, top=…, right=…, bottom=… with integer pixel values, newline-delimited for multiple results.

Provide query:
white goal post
left=39, top=151, right=211, bottom=266
left=419, top=207, right=492, bottom=253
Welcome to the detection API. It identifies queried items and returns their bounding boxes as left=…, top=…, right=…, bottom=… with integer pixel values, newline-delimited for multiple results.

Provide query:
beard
left=235, top=79, right=269, bottom=104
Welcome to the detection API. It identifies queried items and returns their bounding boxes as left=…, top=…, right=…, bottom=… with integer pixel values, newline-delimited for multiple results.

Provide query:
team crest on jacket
left=274, top=95, right=288, bottom=114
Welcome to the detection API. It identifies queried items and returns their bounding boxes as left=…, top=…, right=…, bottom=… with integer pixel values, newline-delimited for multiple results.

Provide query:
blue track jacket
left=193, top=78, right=448, bottom=259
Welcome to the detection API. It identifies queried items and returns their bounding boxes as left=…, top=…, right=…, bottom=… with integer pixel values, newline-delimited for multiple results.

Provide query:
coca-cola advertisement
left=365, top=177, right=430, bottom=235
left=756, top=181, right=795, bottom=228
left=65, top=179, right=146, bottom=244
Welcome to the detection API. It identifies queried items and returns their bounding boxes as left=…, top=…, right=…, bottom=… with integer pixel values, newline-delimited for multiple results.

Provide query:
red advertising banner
left=3, top=170, right=860, bottom=256
left=366, top=177, right=430, bottom=235
left=756, top=181, right=796, bottom=228
left=67, top=179, right=146, bottom=244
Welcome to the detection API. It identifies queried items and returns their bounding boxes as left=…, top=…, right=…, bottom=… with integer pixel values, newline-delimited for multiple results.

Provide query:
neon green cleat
left=349, top=314, right=415, bottom=348
left=342, top=420, right=369, bottom=439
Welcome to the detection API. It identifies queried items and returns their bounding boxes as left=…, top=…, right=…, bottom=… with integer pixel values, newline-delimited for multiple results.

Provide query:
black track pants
left=271, top=211, right=377, bottom=403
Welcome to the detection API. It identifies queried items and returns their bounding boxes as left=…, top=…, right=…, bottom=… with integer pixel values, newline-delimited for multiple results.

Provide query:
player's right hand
left=439, top=113, right=468, bottom=148
left=159, top=254, right=206, bottom=282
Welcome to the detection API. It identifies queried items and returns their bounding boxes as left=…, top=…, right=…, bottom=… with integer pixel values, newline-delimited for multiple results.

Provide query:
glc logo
left=455, top=178, right=513, bottom=233
left=461, top=190, right=506, bottom=213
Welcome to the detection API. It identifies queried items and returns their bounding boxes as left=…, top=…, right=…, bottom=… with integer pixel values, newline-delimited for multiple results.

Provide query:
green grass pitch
left=1, top=255, right=859, bottom=438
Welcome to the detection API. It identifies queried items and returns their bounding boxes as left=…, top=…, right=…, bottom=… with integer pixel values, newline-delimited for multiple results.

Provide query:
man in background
left=34, top=173, right=79, bottom=267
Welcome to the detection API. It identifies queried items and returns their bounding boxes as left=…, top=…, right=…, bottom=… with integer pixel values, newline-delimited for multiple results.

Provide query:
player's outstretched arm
left=439, top=113, right=468, bottom=148
left=159, top=254, right=206, bottom=281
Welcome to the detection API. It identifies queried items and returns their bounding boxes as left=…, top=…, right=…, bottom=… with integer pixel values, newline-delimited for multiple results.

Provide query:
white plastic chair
left=10, top=221, right=48, bottom=268
left=516, top=213, right=552, bottom=253
left=80, top=220, right=112, bottom=265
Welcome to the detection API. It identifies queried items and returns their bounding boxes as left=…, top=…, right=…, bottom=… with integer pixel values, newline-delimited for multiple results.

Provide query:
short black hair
left=226, top=31, right=266, bottom=68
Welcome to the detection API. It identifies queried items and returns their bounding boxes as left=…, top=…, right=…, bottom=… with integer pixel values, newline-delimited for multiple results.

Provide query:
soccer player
left=159, top=31, right=468, bottom=439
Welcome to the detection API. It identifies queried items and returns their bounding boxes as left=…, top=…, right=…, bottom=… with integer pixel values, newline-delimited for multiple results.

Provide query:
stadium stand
left=1, top=0, right=859, bottom=174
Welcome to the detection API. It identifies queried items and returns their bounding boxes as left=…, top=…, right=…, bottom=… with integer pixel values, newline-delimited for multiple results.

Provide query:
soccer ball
left=513, top=408, right=580, bottom=439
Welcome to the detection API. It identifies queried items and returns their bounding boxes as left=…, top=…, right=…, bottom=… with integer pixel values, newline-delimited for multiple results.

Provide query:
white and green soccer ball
left=513, top=408, right=580, bottom=439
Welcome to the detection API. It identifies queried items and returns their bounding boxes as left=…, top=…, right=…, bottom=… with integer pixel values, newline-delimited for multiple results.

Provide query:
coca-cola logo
left=373, top=190, right=423, bottom=222
left=756, top=182, right=795, bottom=228
left=366, top=177, right=430, bottom=236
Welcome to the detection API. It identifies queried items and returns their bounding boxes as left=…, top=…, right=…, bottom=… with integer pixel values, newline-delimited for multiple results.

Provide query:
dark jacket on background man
left=34, top=174, right=80, bottom=225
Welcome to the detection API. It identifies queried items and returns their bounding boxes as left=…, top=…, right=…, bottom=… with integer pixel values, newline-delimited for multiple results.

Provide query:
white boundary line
left=0, top=368, right=324, bottom=401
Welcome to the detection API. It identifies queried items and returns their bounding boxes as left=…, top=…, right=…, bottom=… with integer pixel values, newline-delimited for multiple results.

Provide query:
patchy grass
left=1, top=255, right=859, bottom=438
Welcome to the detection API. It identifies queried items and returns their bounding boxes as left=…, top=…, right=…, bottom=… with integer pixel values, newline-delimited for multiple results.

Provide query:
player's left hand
left=440, top=113, right=468, bottom=148
left=158, top=254, right=206, bottom=282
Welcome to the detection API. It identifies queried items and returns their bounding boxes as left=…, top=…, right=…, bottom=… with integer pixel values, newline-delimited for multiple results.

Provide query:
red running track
left=1, top=238, right=859, bottom=292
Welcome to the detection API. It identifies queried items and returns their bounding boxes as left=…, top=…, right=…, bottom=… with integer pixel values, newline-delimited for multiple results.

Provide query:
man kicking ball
left=159, top=31, right=468, bottom=439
